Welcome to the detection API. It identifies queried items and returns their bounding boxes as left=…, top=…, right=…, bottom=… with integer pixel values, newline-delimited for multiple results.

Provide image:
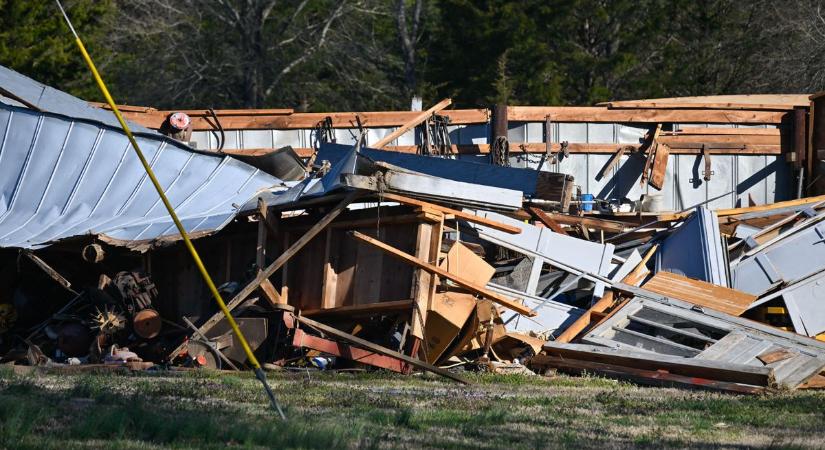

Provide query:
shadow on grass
left=0, top=377, right=365, bottom=450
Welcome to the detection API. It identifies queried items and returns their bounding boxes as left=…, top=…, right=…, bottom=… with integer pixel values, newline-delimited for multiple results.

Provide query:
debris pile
left=1, top=65, right=824, bottom=393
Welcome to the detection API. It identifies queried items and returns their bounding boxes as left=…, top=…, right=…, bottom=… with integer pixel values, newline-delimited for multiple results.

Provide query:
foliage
left=0, top=0, right=115, bottom=101
left=0, top=0, right=820, bottom=109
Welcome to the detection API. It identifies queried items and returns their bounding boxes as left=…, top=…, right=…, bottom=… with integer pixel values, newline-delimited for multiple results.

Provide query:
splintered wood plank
left=642, top=271, right=756, bottom=316
left=528, top=206, right=568, bottom=234
left=373, top=98, right=452, bottom=148
left=349, top=231, right=535, bottom=317
left=757, top=348, right=797, bottom=365
left=648, top=143, right=670, bottom=190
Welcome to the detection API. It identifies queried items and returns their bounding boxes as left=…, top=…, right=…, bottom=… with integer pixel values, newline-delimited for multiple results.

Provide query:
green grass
left=0, top=368, right=823, bottom=449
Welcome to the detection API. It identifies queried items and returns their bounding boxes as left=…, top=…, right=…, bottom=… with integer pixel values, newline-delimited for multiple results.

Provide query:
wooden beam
left=531, top=355, right=766, bottom=394
left=302, top=299, right=414, bottom=317
left=372, top=98, right=452, bottom=148
left=713, top=194, right=825, bottom=217
left=649, top=143, right=670, bottom=190
left=540, top=212, right=629, bottom=234
left=349, top=231, right=536, bottom=317
left=507, top=106, right=788, bottom=124
left=542, top=343, right=773, bottom=386
left=527, top=206, right=567, bottom=235
left=376, top=192, right=522, bottom=234
left=293, top=313, right=469, bottom=384
left=167, top=191, right=361, bottom=360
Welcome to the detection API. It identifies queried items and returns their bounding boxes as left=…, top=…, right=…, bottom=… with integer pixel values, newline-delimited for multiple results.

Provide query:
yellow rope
left=54, top=0, right=285, bottom=419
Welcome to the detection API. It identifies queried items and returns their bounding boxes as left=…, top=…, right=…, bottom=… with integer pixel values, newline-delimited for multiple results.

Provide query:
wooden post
left=810, top=95, right=825, bottom=195
left=794, top=107, right=807, bottom=171
left=491, top=103, right=508, bottom=143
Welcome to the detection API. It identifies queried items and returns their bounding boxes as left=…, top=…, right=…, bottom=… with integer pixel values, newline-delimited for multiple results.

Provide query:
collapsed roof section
left=0, top=66, right=284, bottom=250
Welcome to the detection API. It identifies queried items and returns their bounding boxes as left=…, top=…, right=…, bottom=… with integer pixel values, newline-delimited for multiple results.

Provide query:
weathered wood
left=542, top=342, right=774, bottom=386
left=641, top=125, right=662, bottom=187
left=507, top=106, right=788, bottom=124
left=642, top=271, right=756, bottom=316
left=527, top=206, right=567, bottom=234
left=757, top=349, right=797, bottom=365
left=373, top=98, right=452, bottom=148
left=375, top=192, right=522, bottom=234
left=259, top=279, right=282, bottom=306
left=301, top=299, right=414, bottom=317
left=532, top=355, right=766, bottom=394
left=596, top=145, right=628, bottom=180
left=23, top=251, right=77, bottom=295
left=649, top=143, right=670, bottom=190
left=167, top=191, right=361, bottom=360
left=293, top=312, right=470, bottom=384
left=540, top=213, right=629, bottom=233
left=255, top=198, right=268, bottom=271
left=670, top=127, right=782, bottom=136
left=713, top=194, right=825, bottom=217
left=321, top=227, right=338, bottom=309
left=349, top=231, right=535, bottom=317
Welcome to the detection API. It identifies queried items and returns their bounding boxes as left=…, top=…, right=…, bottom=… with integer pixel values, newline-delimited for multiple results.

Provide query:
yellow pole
left=54, top=0, right=285, bottom=420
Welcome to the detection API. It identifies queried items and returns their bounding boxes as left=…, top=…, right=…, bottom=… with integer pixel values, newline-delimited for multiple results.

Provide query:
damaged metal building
left=4, top=64, right=825, bottom=393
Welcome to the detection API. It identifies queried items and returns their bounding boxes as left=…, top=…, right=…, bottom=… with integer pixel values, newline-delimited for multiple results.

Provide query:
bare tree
left=767, top=0, right=825, bottom=93
left=396, top=0, right=426, bottom=97
left=111, top=0, right=352, bottom=108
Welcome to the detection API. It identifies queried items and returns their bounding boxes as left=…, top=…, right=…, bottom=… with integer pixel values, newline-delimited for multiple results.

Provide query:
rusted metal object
left=132, top=308, right=161, bottom=339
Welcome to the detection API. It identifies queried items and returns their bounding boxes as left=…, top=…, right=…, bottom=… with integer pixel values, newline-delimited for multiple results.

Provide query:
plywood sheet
left=439, top=242, right=495, bottom=287
left=643, top=271, right=756, bottom=316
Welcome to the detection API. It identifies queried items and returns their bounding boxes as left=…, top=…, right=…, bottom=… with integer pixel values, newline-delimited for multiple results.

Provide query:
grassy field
left=0, top=367, right=824, bottom=449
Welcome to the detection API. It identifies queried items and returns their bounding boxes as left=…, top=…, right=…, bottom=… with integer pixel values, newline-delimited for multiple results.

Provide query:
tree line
left=2, top=0, right=824, bottom=111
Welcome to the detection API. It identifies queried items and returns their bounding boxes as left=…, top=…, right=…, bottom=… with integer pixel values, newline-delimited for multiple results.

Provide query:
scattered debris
left=2, top=65, right=825, bottom=395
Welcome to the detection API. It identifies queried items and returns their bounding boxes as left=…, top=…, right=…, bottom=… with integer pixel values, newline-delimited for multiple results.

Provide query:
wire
left=54, top=0, right=286, bottom=420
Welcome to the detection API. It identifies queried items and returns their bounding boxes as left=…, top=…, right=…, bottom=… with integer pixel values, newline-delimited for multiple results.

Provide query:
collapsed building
left=2, top=64, right=825, bottom=392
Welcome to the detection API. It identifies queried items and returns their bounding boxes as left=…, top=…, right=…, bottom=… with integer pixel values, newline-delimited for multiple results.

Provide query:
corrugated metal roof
left=0, top=103, right=283, bottom=250
left=0, top=65, right=154, bottom=134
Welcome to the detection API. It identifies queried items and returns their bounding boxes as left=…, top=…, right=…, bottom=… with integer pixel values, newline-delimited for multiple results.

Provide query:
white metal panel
left=736, top=155, right=768, bottom=206
left=676, top=154, right=706, bottom=209
left=209, top=130, right=239, bottom=150
left=526, top=122, right=544, bottom=143
left=241, top=130, right=273, bottom=148
left=558, top=123, right=587, bottom=143
left=190, top=131, right=210, bottom=150
left=587, top=123, right=614, bottom=143
left=707, top=155, right=735, bottom=209
left=273, top=129, right=302, bottom=148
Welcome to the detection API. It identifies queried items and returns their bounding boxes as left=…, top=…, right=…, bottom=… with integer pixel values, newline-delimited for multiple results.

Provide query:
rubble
left=2, top=65, right=825, bottom=395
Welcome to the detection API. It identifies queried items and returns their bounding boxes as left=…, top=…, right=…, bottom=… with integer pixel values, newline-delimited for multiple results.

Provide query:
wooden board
left=531, top=355, right=766, bottom=394
left=507, top=106, right=788, bottom=124
left=601, top=94, right=810, bottom=110
left=541, top=342, right=773, bottom=386
left=373, top=98, right=452, bottom=148
left=642, top=271, right=756, bottom=316
left=757, top=349, right=797, bottom=365
left=648, top=143, right=670, bottom=190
